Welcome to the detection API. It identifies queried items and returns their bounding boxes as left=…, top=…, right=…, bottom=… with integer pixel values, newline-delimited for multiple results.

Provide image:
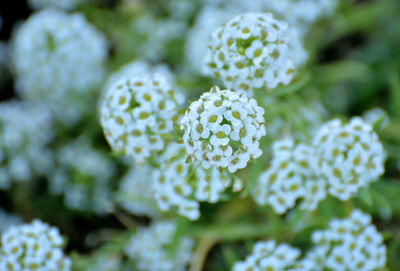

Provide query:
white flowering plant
left=1, top=0, right=400, bottom=271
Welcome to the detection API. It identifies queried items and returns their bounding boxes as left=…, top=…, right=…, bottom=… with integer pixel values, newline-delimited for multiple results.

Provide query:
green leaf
left=370, top=189, right=392, bottom=221
left=389, top=71, right=400, bottom=119
left=358, top=188, right=374, bottom=207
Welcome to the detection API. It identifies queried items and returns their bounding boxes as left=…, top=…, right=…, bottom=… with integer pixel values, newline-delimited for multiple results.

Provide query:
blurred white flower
left=313, top=117, right=386, bottom=200
left=49, top=136, right=117, bottom=214
left=264, top=0, right=339, bottom=33
left=0, top=101, right=53, bottom=188
left=252, top=138, right=327, bottom=214
left=203, top=12, right=306, bottom=94
left=306, top=209, right=387, bottom=271
left=118, top=165, right=160, bottom=217
left=125, top=220, right=194, bottom=271
left=12, top=9, right=108, bottom=125
left=131, top=14, right=187, bottom=61
left=232, top=239, right=301, bottom=271
left=100, top=73, right=184, bottom=164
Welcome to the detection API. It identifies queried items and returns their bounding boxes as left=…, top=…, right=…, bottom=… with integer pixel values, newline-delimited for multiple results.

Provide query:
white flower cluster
left=154, top=143, right=232, bottom=220
left=118, top=166, right=160, bottom=217
left=252, top=138, right=326, bottom=214
left=28, top=0, right=87, bottom=10
left=100, top=73, right=184, bottom=164
left=232, top=240, right=301, bottom=271
left=165, top=0, right=196, bottom=21
left=125, top=220, right=194, bottom=271
left=204, top=13, right=305, bottom=93
left=253, top=117, right=385, bottom=214
left=232, top=210, right=387, bottom=271
left=0, top=220, right=71, bottom=271
left=50, top=136, right=116, bottom=214
left=86, top=254, right=122, bottom=271
left=0, top=209, right=21, bottom=233
left=181, top=86, right=265, bottom=173
left=305, top=209, right=387, bottom=271
left=12, top=9, right=107, bottom=124
left=314, top=117, right=386, bottom=200
left=0, top=101, right=53, bottom=188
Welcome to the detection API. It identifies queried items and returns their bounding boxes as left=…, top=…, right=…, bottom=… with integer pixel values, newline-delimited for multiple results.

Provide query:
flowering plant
left=1, top=0, right=400, bottom=270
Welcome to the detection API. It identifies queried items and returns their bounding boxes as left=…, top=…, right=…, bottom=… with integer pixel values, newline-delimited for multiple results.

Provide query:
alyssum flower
left=305, top=209, right=387, bottom=271
left=203, top=12, right=305, bottom=94
left=314, top=117, right=386, bottom=200
left=100, top=73, right=184, bottom=164
left=0, top=220, right=71, bottom=271
left=181, top=86, right=266, bottom=173
left=153, top=142, right=233, bottom=220
left=125, top=220, right=193, bottom=271
left=252, top=138, right=327, bottom=214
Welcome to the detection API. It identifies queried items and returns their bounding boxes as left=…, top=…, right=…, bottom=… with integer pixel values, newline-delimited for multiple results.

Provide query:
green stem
left=189, top=235, right=218, bottom=271
left=190, top=222, right=292, bottom=242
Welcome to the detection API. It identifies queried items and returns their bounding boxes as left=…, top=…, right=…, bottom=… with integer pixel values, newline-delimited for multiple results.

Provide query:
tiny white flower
left=313, top=117, right=386, bottom=201
left=100, top=74, right=184, bottom=164
left=181, top=86, right=265, bottom=172
left=0, top=220, right=70, bottom=270
left=204, top=12, right=307, bottom=94
left=125, top=221, right=194, bottom=271
left=310, top=210, right=387, bottom=271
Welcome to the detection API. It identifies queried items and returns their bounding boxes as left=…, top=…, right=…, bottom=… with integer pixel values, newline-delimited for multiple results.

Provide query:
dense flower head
left=181, top=86, right=266, bottom=173
left=118, top=166, right=160, bottom=217
left=306, top=209, right=387, bottom=271
left=125, top=220, right=194, bottom=271
left=12, top=9, right=107, bottom=123
left=185, top=6, right=246, bottom=74
left=252, top=138, right=327, bottom=214
left=232, top=240, right=301, bottom=271
left=313, top=117, right=386, bottom=200
left=28, top=0, right=87, bottom=10
left=50, top=136, right=116, bottom=214
left=153, top=142, right=232, bottom=220
left=0, top=101, right=53, bottom=188
left=204, top=12, right=305, bottom=93
left=0, top=220, right=71, bottom=271
left=100, top=73, right=184, bottom=164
